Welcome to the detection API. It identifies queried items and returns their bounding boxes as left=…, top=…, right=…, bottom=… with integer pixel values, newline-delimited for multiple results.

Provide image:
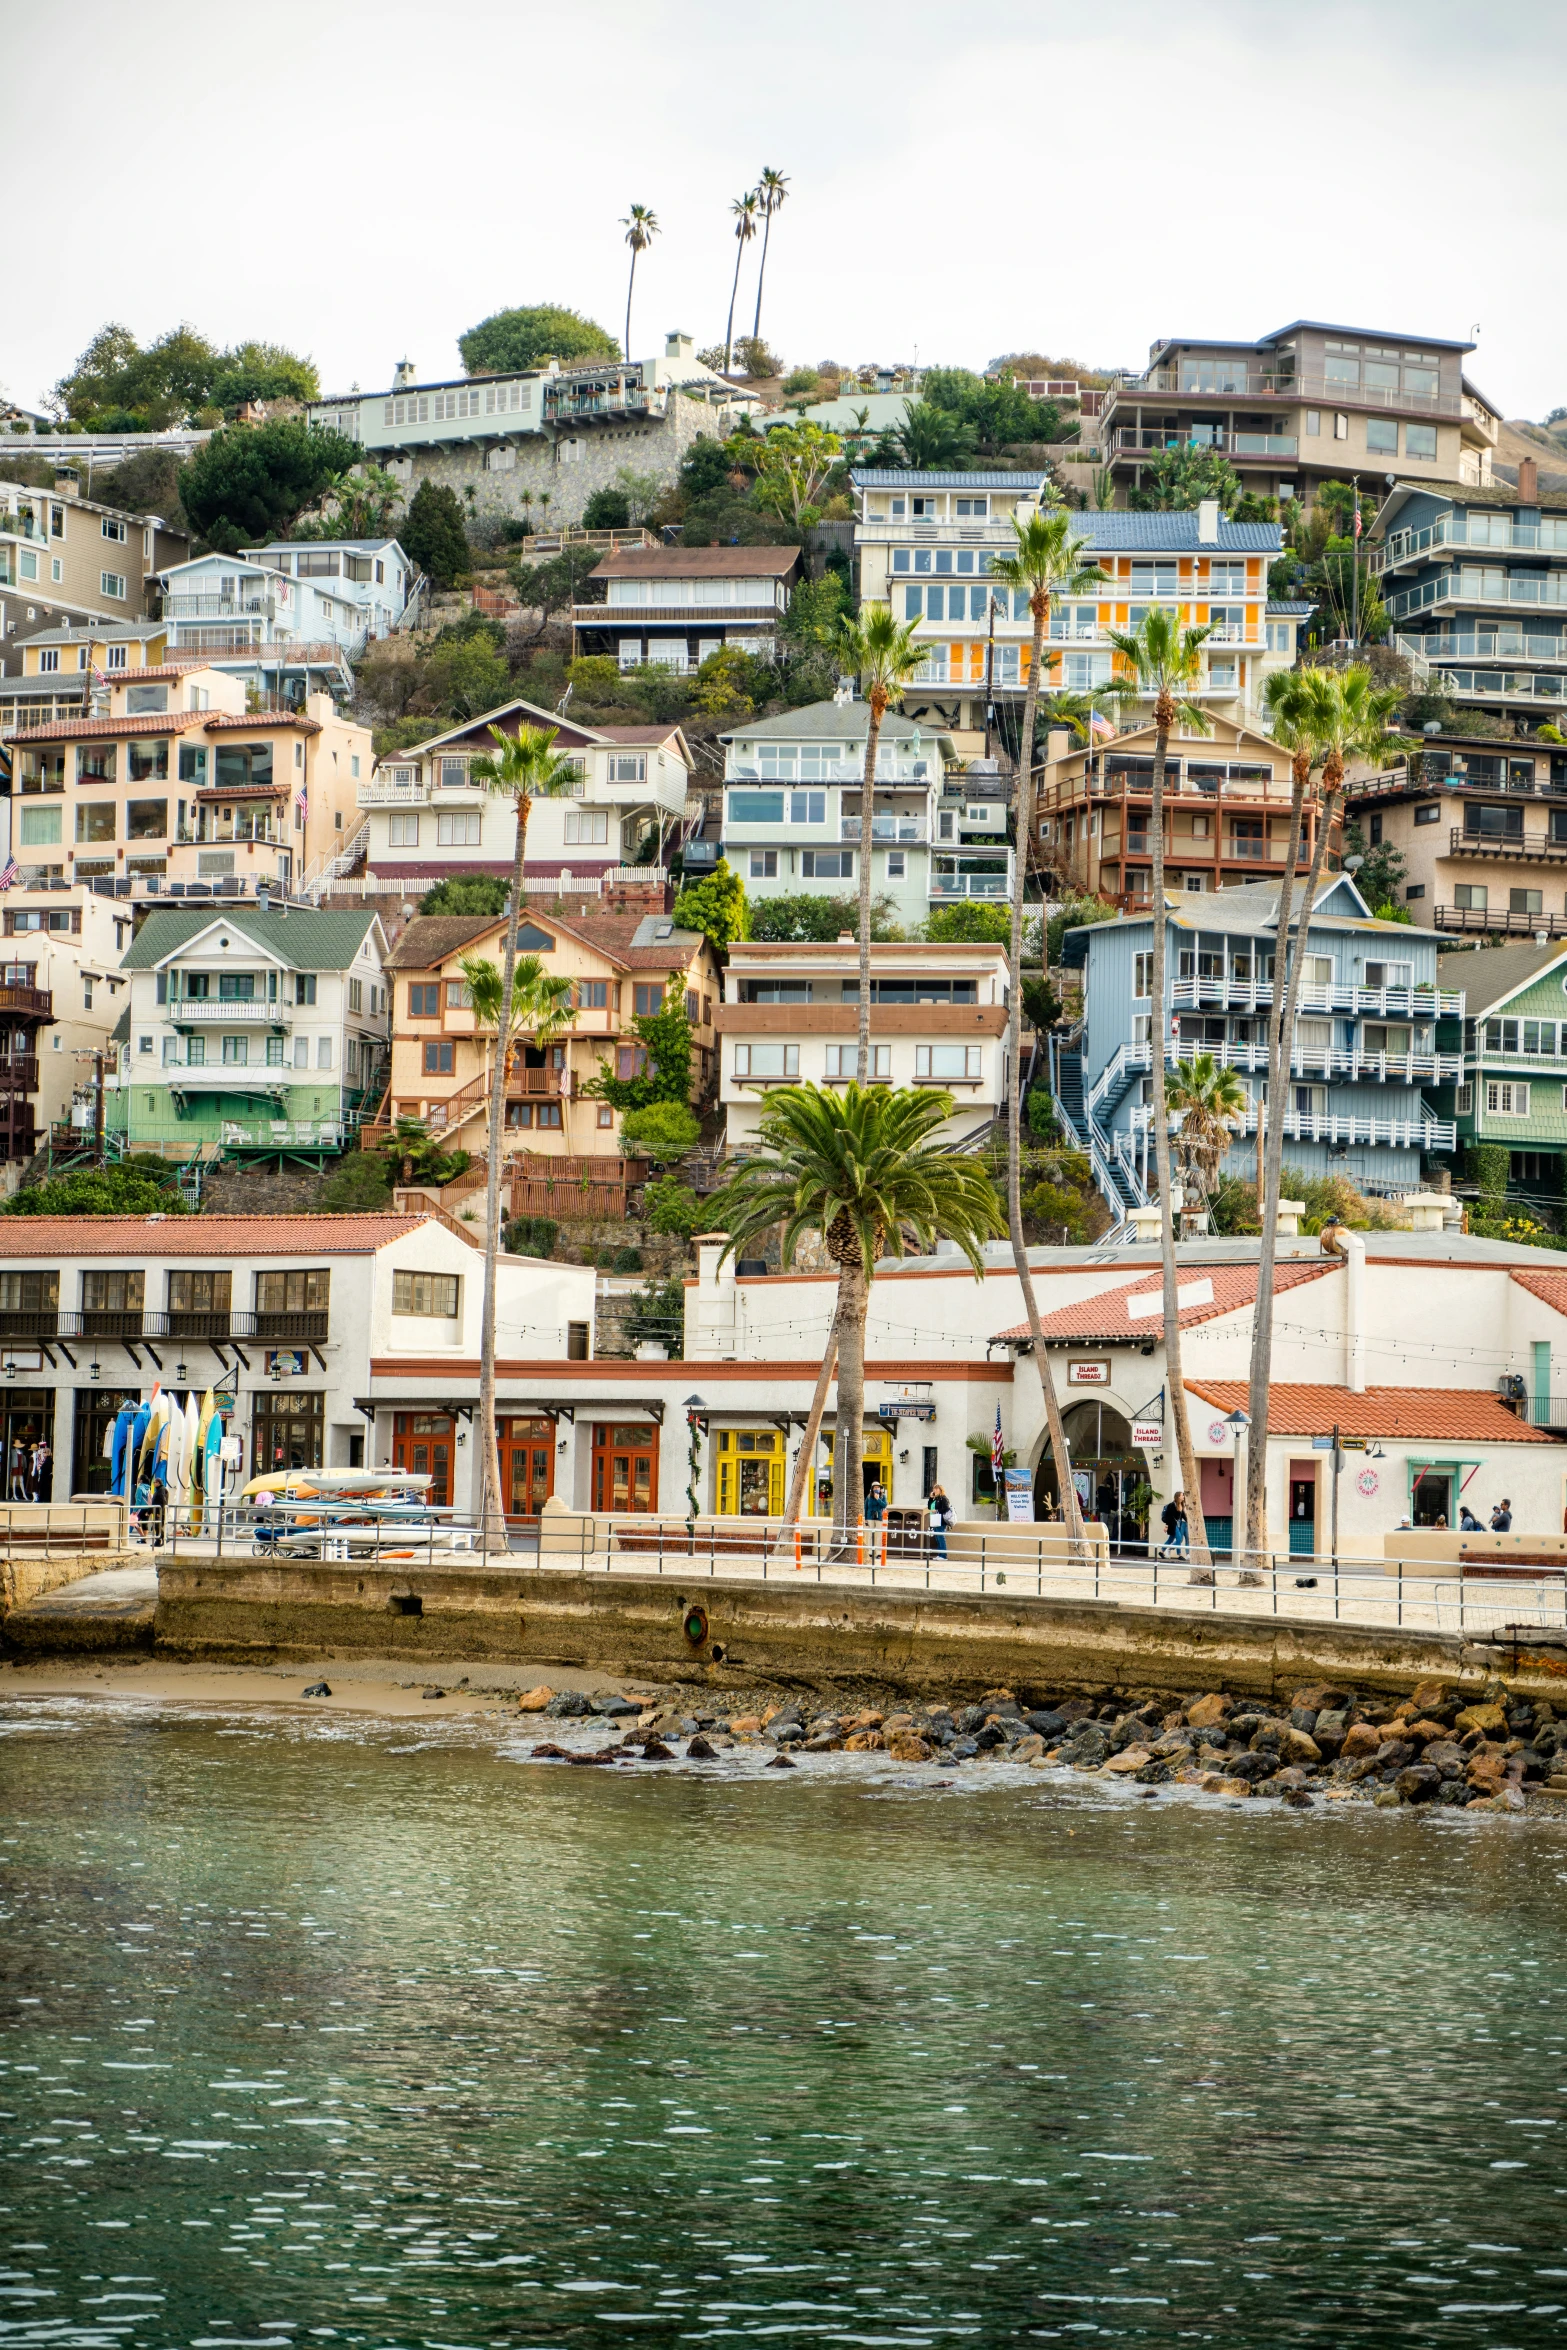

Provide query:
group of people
left=1397, top=1499, right=1514, bottom=1533
left=860, top=1480, right=956, bottom=1557
left=7, top=1434, right=52, bottom=1503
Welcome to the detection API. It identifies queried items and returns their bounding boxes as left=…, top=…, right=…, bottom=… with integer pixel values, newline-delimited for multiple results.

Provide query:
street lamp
left=683, top=1394, right=706, bottom=1528
left=1225, top=1406, right=1250, bottom=1574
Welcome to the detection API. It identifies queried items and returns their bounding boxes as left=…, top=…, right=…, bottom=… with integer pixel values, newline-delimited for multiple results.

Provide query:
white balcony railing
left=1171, top=974, right=1465, bottom=1018
left=358, top=778, right=432, bottom=807
left=168, top=999, right=289, bottom=1023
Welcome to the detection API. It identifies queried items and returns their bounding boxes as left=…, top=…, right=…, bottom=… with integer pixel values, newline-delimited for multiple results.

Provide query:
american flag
left=294, top=786, right=308, bottom=826
left=991, top=1404, right=1005, bottom=1480
left=0, top=858, right=19, bottom=893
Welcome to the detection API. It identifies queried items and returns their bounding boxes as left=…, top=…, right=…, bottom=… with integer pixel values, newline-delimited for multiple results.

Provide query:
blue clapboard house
left=1053, top=878, right=1465, bottom=1223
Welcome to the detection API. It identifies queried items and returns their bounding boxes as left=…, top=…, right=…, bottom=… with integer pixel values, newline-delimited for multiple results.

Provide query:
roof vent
left=1196, top=497, right=1221, bottom=544
left=837, top=931, right=854, bottom=943
left=654, top=919, right=673, bottom=938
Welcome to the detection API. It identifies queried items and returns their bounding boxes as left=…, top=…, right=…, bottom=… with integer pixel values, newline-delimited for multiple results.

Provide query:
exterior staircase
left=1050, top=1038, right=1146, bottom=1234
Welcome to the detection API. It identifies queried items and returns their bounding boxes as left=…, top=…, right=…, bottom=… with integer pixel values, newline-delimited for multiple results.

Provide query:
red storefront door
left=591, top=1421, right=658, bottom=1514
left=393, top=1412, right=452, bottom=1507
left=503, top=1416, right=556, bottom=1523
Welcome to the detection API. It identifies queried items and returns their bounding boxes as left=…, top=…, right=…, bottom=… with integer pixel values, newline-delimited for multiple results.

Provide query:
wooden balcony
left=0, top=982, right=52, bottom=1020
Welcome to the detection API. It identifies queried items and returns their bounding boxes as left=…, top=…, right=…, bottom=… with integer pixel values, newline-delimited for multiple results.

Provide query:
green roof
left=119, top=906, right=379, bottom=973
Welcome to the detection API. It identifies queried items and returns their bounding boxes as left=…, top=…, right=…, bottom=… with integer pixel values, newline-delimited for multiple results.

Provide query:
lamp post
left=683, top=1393, right=706, bottom=1532
left=1225, top=1405, right=1250, bottom=1575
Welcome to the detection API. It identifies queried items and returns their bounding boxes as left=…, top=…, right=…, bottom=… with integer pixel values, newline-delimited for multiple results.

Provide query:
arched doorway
left=1033, top=1397, right=1150, bottom=1553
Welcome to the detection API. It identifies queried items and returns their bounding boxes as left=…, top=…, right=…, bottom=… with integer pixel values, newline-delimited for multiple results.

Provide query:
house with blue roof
left=852, top=472, right=1289, bottom=751
left=1052, top=876, right=1465, bottom=1223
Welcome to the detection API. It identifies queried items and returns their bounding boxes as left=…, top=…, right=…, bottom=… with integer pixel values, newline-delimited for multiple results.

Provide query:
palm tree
left=459, top=949, right=575, bottom=1120
left=715, top=1084, right=1004, bottom=1542
left=834, top=604, right=927, bottom=1078
left=723, top=192, right=760, bottom=374
left=1165, top=1052, right=1248, bottom=1203
left=1239, top=662, right=1402, bottom=1570
left=465, top=723, right=584, bottom=1543
left=1104, top=609, right=1214, bottom=1570
left=751, top=168, right=790, bottom=341
left=986, top=506, right=1104, bottom=1553
left=621, top=205, right=659, bottom=362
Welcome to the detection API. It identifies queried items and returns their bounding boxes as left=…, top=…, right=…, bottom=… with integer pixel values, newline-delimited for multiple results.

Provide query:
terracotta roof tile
left=4, top=712, right=208, bottom=742
left=1509, top=1269, right=1567, bottom=1318
left=991, top=1259, right=1334, bottom=1344
left=206, top=712, right=322, bottom=734
left=0, top=1212, right=434, bottom=1258
left=385, top=915, right=505, bottom=970
left=1186, top=1380, right=1559, bottom=1444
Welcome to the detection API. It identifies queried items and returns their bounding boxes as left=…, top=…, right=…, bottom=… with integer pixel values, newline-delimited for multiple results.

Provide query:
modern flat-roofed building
left=1342, top=729, right=1567, bottom=941
left=1372, top=459, right=1567, bottom=732
left=573, top=543, right=802, bottom=672
left=717, top=936, right=1009, bottom=1147
left=1097, top=321, right=1499, bottom=513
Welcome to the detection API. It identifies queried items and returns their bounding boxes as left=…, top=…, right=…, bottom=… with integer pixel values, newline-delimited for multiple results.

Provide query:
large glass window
left=213, top=742, right=274, bottom=792
left=392, top=1271, right=460, bottom=1316
left=75, top=803, right=115, bottom=843
left=127, top=740, right=169, bottom=781
left=126, top=800, right=167, bottom=840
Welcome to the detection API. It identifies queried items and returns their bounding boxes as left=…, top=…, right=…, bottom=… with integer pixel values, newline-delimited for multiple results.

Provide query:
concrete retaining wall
left=151, top=1552, right=1558, bottom=1702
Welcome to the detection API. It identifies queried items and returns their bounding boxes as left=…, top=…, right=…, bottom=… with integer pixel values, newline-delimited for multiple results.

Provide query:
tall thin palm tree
left=1104, top=609, right=1214, bottom=1570
left=465, top=723, right=584, bottom=1543
left=835, top=603, right=927, bottom=1079
left=715, top=1084, right=1004, bottom=1543
left=1240, top=662, right=1403, bottom=1569
left=723, top=192, right=760, bottom=374
left=987, top=508, right=1104, bottom=1550
left=1165, top=1052, right=1248, bottom=1204
left=621, top=204, right=659, bottom=362
left=751, top=168, right=790, bottom=342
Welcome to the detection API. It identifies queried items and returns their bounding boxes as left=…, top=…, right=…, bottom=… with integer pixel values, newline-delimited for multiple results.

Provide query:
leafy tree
left=1024, top=1085, right=1061, bottom=1142
left=1341, top=819, right=1407, bottom=912
left=752, top=421, right=844, bottom=528
left=749, top=891, right=902, bottom=942
left=734, top=335, right=782, bottom=379
left=671, top=857, right=749, bottom=947
left=420, top=630, right=510, bottom=724
left=922, top=367, right=1064, bottom=455
left=53, top=322, right=318, bottom=428
left=178, top=418, right=361, bottom=551
left=621, top=1101, right=702, bottom=1163
left=292, top=464, right=403, bottom=541
left=780, top=571, right=850, bottom=652
left=316, top=1148, right=393, bottom=1210
left=509, top=541, right=603, bottom=633
left=679, top=434, right=754, bottom=498
left=1020, top=972, right=1062, bottom=1032
left=624, top=1272, right=687, bottom=1358
left=714, top=1084, right=1003, bottom=1537
left=585, top=985, right=694, bottom=1111
left=505, top=1214, right=560, bottom=1258
left=581, top=487, right=631, bottom=529
left=644, top=1174, right=701, bottom=1239
left=375, top=1115, right=470, bottom=1188
left=688, top=645, right=762, bottom=719
left=92, top=447, right=188, bottom=532
left=205, top=341, right=321, bottom=415
left=458, top=304, right=619, bottom=374
left=400, top=479, right=470, bottom=589
left=1046, top=894, right=1119, bottom=963
left=1128, top=445, right=1242, bottom=513
left=887, top=399, right=979, bottom=471
left=4, top=1160, right=186, bottom=1216
left=925, top=901, right=1012, bottom=944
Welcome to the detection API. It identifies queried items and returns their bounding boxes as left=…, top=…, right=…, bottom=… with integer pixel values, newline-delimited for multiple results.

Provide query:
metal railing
left=1435, top=903, right=1567, bottom=939
left=1171, top=974, right=1464, bottom=1018
left=1375, top=512, right=1567, bottom=570
left=1453, top=825, right=1567, bottom=860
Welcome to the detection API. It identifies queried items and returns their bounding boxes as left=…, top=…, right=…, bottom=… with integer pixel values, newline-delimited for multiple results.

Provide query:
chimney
left=392, top=358, right=417, bottom=391
left=53, top=465, right=80, bottom=501
left=1196, top=497, right=1220, bottom=545
left=1518, top=455, right=1539, bottom=504
left=665, top=331, right=694, bottom=363
left=256, top=880, right=271, bottom=919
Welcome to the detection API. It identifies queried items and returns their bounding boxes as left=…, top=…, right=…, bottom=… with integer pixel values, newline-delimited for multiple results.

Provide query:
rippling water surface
left=4, top=1696, right=1567, bottom=2347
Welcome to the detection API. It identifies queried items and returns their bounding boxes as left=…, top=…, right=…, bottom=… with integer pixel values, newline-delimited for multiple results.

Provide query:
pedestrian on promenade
left=927, top=1484, right=953, bottom=1558
left=1460, top=1502, right=1482, bottom=1532
left=1491, top=1498, right=1513, bottom=1532
left=1158, top=1491, right=1184, bottom=1559
left=865, top=1481, right=887, bottom=1524
left=30, top=1439, right=51, bottom=1503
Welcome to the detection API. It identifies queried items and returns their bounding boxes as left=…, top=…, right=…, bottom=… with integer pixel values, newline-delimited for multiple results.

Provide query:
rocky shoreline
left=514, top=1676, right=1567, bottom=1812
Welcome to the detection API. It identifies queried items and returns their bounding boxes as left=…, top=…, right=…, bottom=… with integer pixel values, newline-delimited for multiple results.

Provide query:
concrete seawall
left=147, top=1554, right=1566, bottom=1703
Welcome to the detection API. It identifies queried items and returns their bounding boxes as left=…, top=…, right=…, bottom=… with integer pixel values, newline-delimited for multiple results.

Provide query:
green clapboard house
left=1434, top=938, right=1567, bottom=1205
left=118, top=903, right=390, bottom=1162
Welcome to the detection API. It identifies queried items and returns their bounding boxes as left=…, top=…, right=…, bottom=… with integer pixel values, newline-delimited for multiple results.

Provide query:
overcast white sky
left=7, top=0, right=1564, bottom=418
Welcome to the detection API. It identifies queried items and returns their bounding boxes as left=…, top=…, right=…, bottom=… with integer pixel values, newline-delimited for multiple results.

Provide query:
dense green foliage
left=671, top=859, right=748, bottom=947
left=178, top=419, right=362, bottom=551
left=748, top=892, right=903, bottom=942
left=458, top=305, right=619, bottom=374
left=1468, top=1142, right=1512, bottom=1201
left=53, top=323, right=319, bottom=429
left=400, top=480, right=471, bottom=589
left=504, top=1215, right=561, bottom=1259
left=1128, top=446, right=1243, bottom=513
left=644, top=1174, right=702, bottom=1239
left=623, top=1272, right=686, bottom=1357
left=620, top=1101, right=702, bottom=1163
left=926, top=902, right=1013, bottom=944
left=585, top=988, right=694, bottom=1112
left=4, top=1159, right=186, bottom=1216
left=315, top=1150, right=394, bottom=1210
left=419, top=874, right=510, bottom=918
left=1046, top=895, right=1120, bottom=964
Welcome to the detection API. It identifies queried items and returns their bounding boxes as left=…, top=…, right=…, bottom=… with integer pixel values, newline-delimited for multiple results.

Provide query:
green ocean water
left=3, top=1696, right=1567, bottom=2347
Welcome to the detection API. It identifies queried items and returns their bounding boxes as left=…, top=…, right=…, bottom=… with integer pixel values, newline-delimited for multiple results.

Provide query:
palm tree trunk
left=855, top=700, right=884, bottom=1080
left=752, top=207, right=772, bottom=341
left=1147, top=707, right=1211, bottom=1571
left=1242, top=753, right=1310, bottom=1569
left=478, top=794, right=530, bottom=1547
left=781, top=1311, right=841, bottom=1536
left=1004, top=601, right=1086, bottom=1554
left=832, top=1260, right=867, bottom=1545
left=724, top=239, right=745, bottom=374
left=1245, top=771, right=1339, bottom=1574
left=624, top=249, right=638, bottom=363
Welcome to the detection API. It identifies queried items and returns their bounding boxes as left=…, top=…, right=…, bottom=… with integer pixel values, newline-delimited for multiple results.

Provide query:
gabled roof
left=0, top=1213, right=434, bottom=1259
left=1509, top=1269, right=1567, bottom=1320
left=1437, top=940, right=1567, bottom=1019
left=990, top=1259, right=1335, bottom=1345
left=385, top=909, right=707, bottom=976
left=851, top=470, right=1051, bottom=490
left=589, top=545, right=801, bottom=582
left=120, top=906, right=379, bottom=973
left=15, top=621, right=164, bottom=649
left=718, top=699, right=925, bottom=745
left=1059, top=875, right=1399, bottom=965
left=1187, top=1380, right=1557, bottom=1445
left=372, top=698, right=684, bottom=764
left=384, top=915, right=504, bottom=971
left=1069, top=512, right=1280, bottom=553
left=1377, top=476, right=1567, bottom=529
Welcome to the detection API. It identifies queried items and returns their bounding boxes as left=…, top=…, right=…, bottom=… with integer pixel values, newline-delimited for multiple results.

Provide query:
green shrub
left=419, top=875, right=509, bottom=918
left=644, top=1174, right=701, bottom=1240
left=4, top=1161, right=185, bottom=1216
left=316, top=1150, right=393, bottom=1210
left=619, top=1100, right=701, bottom=1164
left=1025, top=1088, right=1060, bottom=1143
left=1467, top=1142, right=1511, bottom=1200
left=926, top=902, right=1012, bottom=945
left=612, top=1246, right=643, bottom=1274
left=504, top=1214, right=559, bottom=1259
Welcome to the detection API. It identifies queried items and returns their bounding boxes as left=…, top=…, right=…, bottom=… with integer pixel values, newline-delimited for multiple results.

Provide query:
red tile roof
left=1510, top=1269, right=1567, bottom=1318
left=206, top=713, right=322, bottom=735
left=6, top=712, right=208, bottom=741
left=107, top=663, right=208, bottom=683
left=992, top=1259, right=1335, bottom=1344
left=0, top=1213, right=435, bottom=1258
left=1187, top=1380, right=1559, bottom=1444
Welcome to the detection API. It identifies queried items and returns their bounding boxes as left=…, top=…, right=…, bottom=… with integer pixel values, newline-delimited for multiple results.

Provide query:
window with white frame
left=100, top=571, right=126, bottom=599
left=1456, top=1084, right=1474, bottom=1113
left=106, top=644, right=127, bottom=669
left=1133, top=952, right=1153, bottom=997
left=886, top=851, right=906, bottom=880
left=826, top=1044, right=890, bottom=1078
left=749, top=849, right=778, bottom=879
left=802, top=849, right=853, bottom=878
left=437, top=756, right=468, bottom=788
left=915, top=1044, right=982, bottom=1080
left=388, top=813, right=420, bottom=847
left=38, top=648, right=58, bottom=673
left=1487, top=1080, right=1529, bottom=1115
left=436, top=811, right=482, bottom=846
left=101, top=517, right=127, bottom=543
left=608, top=753, right=646, bottom=782
left=564, top=809, right=609, bottom=845
left=734, top=1042, right=797, bottom=1079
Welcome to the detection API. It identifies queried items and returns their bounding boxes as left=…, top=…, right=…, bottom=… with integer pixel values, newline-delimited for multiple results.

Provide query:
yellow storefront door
left=810, top=1424, right=894, bottom=1516
left=716, top=1428, right=786, bottom=1515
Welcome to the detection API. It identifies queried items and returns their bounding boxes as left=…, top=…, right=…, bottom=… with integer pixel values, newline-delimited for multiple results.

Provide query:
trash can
left=886, top=1507, right=925, bottom=1558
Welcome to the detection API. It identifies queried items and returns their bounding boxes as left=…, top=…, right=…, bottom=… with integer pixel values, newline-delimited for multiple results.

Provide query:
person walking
left=1172, top=1494, right=1190, bottom=1560
left=1459, top=1502, right=1482, bottom=1532
left=1491, top=1498, right=1513, bottom=1532
left=1158, top=1490, right=1184, bottom=1560
left=30, top=1438, right=51, bottom=1504
left=927, top=1483, right=953, bottom=1559
left=865, top=1480, right=887, bottom=1524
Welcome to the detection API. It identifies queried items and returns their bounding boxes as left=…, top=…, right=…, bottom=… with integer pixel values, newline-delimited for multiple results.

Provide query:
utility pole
left=1350, top=473, right=1362, bottom=649
left=983, top=594, right=998, bottom=762
left=93, top=1051, right=104, bottom=1166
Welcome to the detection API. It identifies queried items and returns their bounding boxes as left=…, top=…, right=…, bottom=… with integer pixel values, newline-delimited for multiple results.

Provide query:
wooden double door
left=591, top=1420, right=659, bottom=1514
left=502, top=1416, right=556, bottom=1524
left=393, top=1412, right=452, bottom=1507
